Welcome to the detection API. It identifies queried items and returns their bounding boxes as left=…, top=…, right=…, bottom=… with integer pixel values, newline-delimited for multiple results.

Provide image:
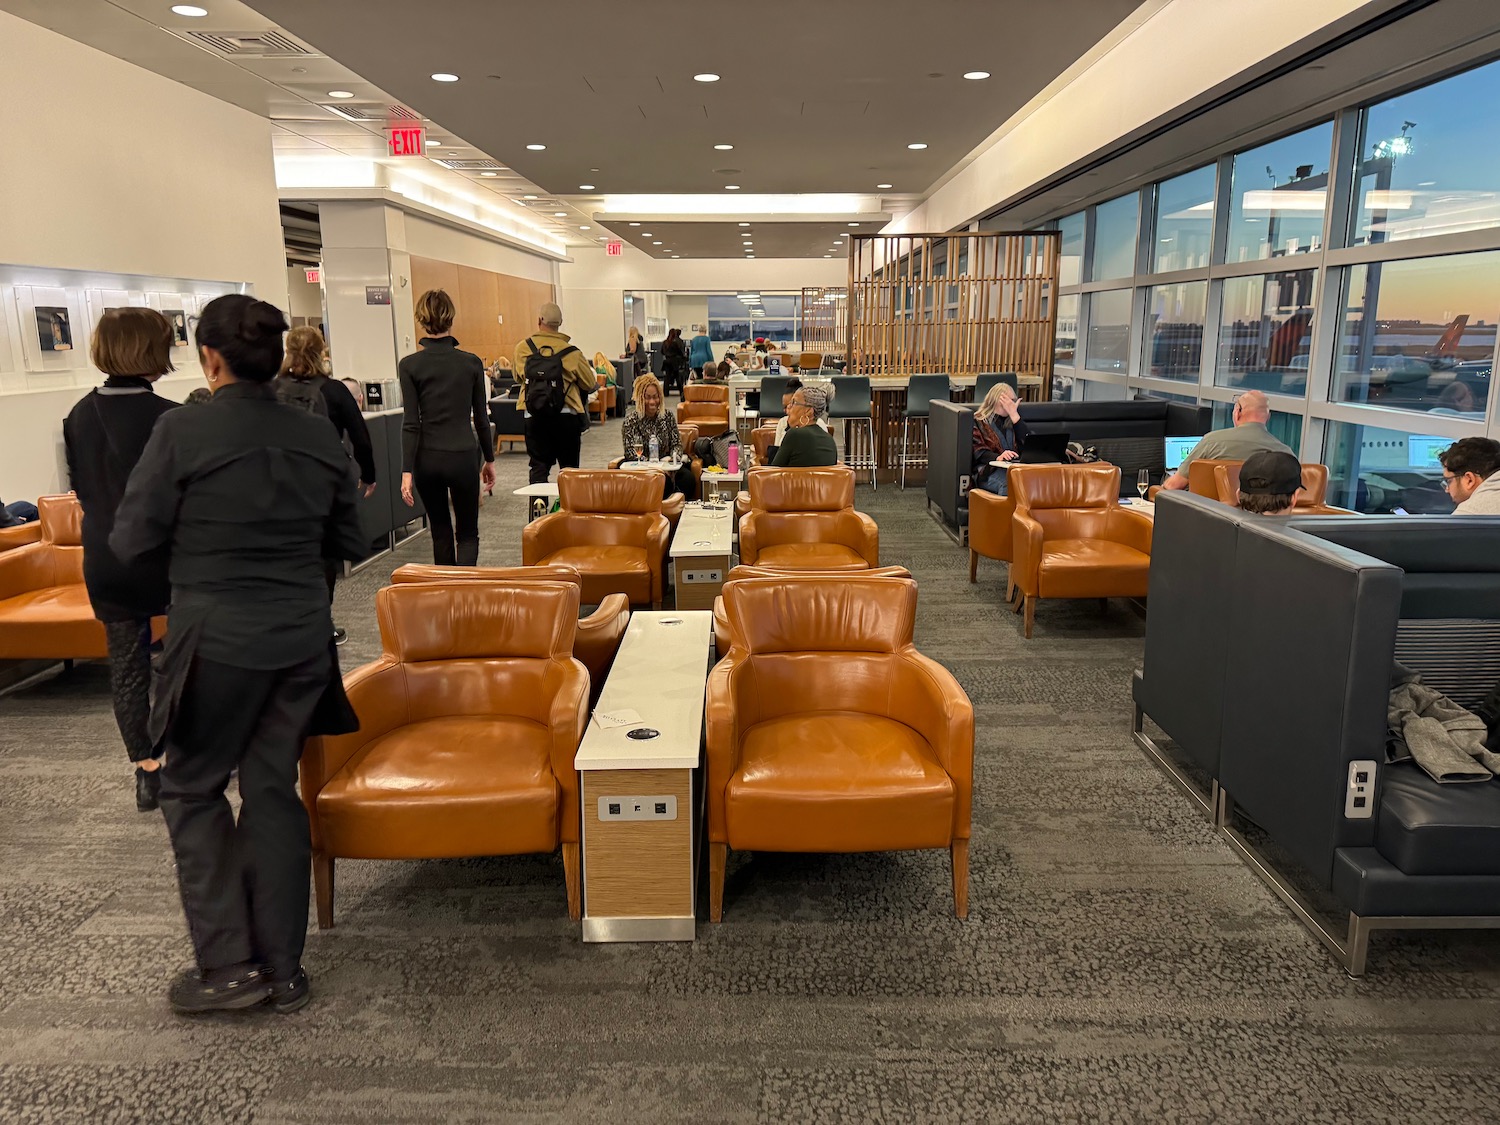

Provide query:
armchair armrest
left=662, top=494, right=685, bottom=525
left=1104, top=507, right=1154, bottom=557
left=647, top=514, right=671, bottom=604
left=892, top=652, right=975, bottom=839
left=0, top=543, right=55, bottom=602
left=544, top=657, right=590, bottom=843
left=704, top=653, right=757, bottom=843
left=300, top=660, right=409, bottom=841
left=578, top=593, right=630, bottom=649
left=0, top=524, right=41, bottom=553
left=835, top=510, right=880, bottom=566
left=1011, top=509, right=1045, bottom=595
left=739, top=512, right=763, bottom=564
left=968, top=488, right=1015, bottom=563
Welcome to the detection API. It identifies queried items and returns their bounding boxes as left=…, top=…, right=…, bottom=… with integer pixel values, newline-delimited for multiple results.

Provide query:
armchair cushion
left=725, top=713, right=955, bottom=852
left=751, top=543, right=870, bottom=571
left=1376, top=765, right=1500, bottom=877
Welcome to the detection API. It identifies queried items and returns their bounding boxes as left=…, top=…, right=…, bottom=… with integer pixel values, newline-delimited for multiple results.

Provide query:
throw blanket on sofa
left=1388, top=664, right=1500, bottom=784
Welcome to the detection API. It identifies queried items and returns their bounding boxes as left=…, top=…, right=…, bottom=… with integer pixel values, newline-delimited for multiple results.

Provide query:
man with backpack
left=514, top=302, right=596, bottom=484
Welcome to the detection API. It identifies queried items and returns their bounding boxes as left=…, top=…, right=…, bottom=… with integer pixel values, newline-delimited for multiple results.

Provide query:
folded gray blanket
left=1389, top=666, right=1500, bottom=784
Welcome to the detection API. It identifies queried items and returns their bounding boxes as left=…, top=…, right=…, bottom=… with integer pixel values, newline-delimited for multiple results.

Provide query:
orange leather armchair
left=676, top=399, right=729, bottom=433
left=713, top=565, right=913, bottom=655
left=1008, top=464, right=1153, bottom=639
left=967, top=487, right=1018, bottom=603
left=681, top=384, right=730, bottom=406
left=0, top=495, right=166, bottom=661
left=739, top=466, right=878, bottom=571
left=705, top=576, right=974, bottom=920
left=0, top=522, right=41, bottom=553
left=301, top=581, right=590, bottom=927
left=591, top=373, right=616, bottom=424
left=1209, top=460, right=1353, bottom=515
left=390, top=563, right=629, bottom=707
left=522, top=470, right=670, bottom=607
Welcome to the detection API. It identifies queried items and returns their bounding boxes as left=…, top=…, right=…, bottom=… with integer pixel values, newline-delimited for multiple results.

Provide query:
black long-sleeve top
left=110, top=381, right=366, bottom=670
left=63, top=377, right=179, bottom=621
left=397, top=336, right=495, bottom=473
left=317, top=376, right=376, bottom=482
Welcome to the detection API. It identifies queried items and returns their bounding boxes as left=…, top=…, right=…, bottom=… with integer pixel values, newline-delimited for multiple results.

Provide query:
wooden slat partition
left=846, top=231, right=1059, bottom=394
left=799, top=286, right=847, bottom=355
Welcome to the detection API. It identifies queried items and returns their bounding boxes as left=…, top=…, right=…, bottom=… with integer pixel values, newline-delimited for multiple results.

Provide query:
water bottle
left=726, top=434, right=740, bottom=474
left=649, top=434, right=660, bottom=462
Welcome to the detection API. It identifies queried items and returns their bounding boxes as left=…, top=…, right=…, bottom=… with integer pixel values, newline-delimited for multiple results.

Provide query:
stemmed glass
left=632, top=440, right=644, bottom=462
left=1137, top=469, right=1150, bottom=501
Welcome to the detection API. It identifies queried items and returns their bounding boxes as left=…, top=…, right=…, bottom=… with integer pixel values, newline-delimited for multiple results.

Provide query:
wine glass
left=632, top=440, right=644, bottom=462
left=1137, top=469, right=1150, bottom=501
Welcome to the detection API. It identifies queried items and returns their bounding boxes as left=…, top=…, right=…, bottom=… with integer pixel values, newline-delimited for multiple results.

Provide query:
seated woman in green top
left=772, top=385, right=838, bottom=467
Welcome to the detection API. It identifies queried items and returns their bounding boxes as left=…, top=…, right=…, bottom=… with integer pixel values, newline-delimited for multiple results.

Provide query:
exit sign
left=388, top=126, right=426, bottom=157
left=304, top=268, right=321, bottom=284
left=605, top=241, right=623, bottom=257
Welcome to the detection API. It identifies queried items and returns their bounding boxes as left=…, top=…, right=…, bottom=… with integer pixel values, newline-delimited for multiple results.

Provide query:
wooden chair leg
left=562, top=841, right=581, bottom=921
left=950, top=839, right=969, bottom=919
left=1023, top=595, right=1036, bottom=639
left=1013, top=589, right=1024, bottom=614
left=1004, top=571, right=1014, bottom=604
left=968, top=549, right=978, bottom=583
left=709, top=842, right=727, bottom=922
left=313, top=852, right=334, bottom=930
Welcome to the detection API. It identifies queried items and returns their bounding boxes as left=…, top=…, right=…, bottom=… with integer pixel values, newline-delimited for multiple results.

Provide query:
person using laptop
left=971, top=382, right=1030, bottom=495
left=1161, top=390, right=1291, bottom=490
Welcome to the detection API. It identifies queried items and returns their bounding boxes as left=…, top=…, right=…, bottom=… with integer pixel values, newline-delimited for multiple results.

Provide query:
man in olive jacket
left=515, top=302, right=597, bottom=484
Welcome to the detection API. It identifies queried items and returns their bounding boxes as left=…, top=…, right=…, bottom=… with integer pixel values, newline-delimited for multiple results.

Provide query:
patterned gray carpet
left=2, top=415, right=1498, bottom=1123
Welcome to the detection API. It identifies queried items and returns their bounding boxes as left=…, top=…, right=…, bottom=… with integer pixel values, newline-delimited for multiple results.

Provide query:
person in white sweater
left=1441, top=437, right=1500, bottom=515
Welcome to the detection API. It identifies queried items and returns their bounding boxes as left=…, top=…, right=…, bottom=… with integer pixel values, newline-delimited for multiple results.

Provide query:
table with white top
left=512, top=482, right=559, bottom=522
left=574, top=611, right=714, bottom=942
left=618, top=458, right=685, bottom=473
left=669, top=502, right=734, bottom=611
left=698, top=470, right=744, bottom=503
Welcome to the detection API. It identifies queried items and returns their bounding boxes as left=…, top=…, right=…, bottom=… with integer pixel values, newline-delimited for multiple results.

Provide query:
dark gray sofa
left=926, top=398, right=1210, bottom=536
left=1134, top=492, right=1500, bottom=974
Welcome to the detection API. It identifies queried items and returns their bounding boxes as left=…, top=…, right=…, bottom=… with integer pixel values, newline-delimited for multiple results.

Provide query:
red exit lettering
left=388, top=127, right=426, bottom=157
left=605, top=242, right=624, bottom=257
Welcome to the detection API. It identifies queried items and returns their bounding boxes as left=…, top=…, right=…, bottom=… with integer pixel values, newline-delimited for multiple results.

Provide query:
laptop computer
left=1163, top=435, right=1197, bottom=471
left=1016, top=432, right=1071, bottom=464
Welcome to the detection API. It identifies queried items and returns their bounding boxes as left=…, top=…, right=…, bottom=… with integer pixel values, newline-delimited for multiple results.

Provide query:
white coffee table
left=513, top=482, right=559, bottom=522
left=669, top=502, right=734, bottom=611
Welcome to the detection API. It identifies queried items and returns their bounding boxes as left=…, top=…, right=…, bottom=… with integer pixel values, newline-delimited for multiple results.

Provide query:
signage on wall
left=387, top=126, right=426, bottom=157
left=605, top=241, right=624, bottom=257
left=365, top=286, right=392, bottom=305
left=304, top=268, right=321, bottom=285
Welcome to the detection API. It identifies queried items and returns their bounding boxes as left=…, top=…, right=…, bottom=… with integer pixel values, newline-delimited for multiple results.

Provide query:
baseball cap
left=538, top=302, right=563, bottom=327
left=1239, top=450, right=1303, bottom=495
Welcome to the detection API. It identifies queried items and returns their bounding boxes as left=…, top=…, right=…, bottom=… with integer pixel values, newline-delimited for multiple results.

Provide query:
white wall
left=667, top=295, right=711, bottom=338
left=404, top=215, right=560, bottom=287
left=286, top=268, right=324, bottom=321
left=891, top=0, right=1377, bottom=235
left=0, top=10, right=287, bottom=500
left=554, top=289, right=627, bottom=369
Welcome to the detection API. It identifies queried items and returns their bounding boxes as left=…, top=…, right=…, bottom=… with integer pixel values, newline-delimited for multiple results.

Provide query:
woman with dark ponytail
left=111, top=294, right=366, bottom=1016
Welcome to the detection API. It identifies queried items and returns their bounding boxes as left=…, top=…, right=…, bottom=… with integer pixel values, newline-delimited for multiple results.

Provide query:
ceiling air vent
left=431, top=158, right=507, bottom=171
left=179, top=29, right=316, bottom=58
left=388, top=106, right=421, bottom=121
left=321, top=104, right=384, bottom=122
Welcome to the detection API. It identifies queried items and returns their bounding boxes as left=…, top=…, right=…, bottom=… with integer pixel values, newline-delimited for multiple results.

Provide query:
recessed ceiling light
left=523, top=194, right=537, bottom=199
left=171, top=4, right=208, bottom=15
left=747, top=255, right=755, bottom=259
left=738, top=222, right=750, bottom=227
left=526, top=143, right=546, bottom=151
left=553, top=211, right=566, bottom=216
left=580, top=225, right=590, bottom=230
left=653, top=241, right=662, bottom=245
left=579, top=184, right=595, bottom=190
left=714, top=144, right=734, bottom=151
left=725, top=185, right=740, bottom=191
left=642, top=232, right=652, bottom=237
left=963, top=71, right=990, bottom=80
left=629, top=222, right=641, bottom=226
left=877, top=183, right=893, bottom=189
left=824, top=255, right=832, bottom=258
left=598, top=236, right=608, bottom=240
left=907, top=142, right=927, bottom=150
left=480, top=172, right=498, bottom=177
left=328, top=90, right=355, bottom=99
left=849, top=222, right=862, bottom=227
left=431, top=73, right=460, bottom=83
left=672, top=255, right=680, bottom=259
left=694, top=73, right=720, bottom=82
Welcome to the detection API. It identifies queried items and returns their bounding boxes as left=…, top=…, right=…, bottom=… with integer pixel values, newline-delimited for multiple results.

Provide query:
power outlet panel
left=958, top=474, right=971, bottom=497
left=681, top=569, right=722, bottom=584
left=1344, top=759, right=1377, bottom=819
left=598, top=795, right=678, bottom=822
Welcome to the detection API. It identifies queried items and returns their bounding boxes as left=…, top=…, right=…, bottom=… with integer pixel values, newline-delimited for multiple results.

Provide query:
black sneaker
left=332, top=627, right=348, bottom=646
left=168, top=965, right=270, bottom=1014
left=135, top=766, right=162, bottom=812
left=264, top=966, right=311, bottom=1014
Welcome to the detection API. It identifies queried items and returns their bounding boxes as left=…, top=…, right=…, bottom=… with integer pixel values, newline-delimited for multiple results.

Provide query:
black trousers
left=159, top=649, right=331, bottom=977
left=525, top=412, right=585, bottom=485
left=414, top=447, right=481, bottom=566
left=104, top=618, right=155, bottom=763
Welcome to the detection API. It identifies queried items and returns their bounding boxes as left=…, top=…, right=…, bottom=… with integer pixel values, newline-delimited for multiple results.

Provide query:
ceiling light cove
left=553, top=211, right=566, bottom=216
left=579, top=184, right=595, bottom=191
left=877, top=183, right=893, bottom=189
left=963, top=71, right=991, bottom=80
left=693, top=73, right=720, bottom=83
left=907, top=143, right=927, bottom=150
left=431, top=73, right=460, bottom=83
left=479, top=172, right=498, bottom=177
left=629, top=222, right=641, bottom=226
left=724, top=185, right=740, bottom=191
left=579, top=225, right=590, bottom=230
left=171, top=4, right=208, bottom=15
left=738, top=222, right=750, bottom=227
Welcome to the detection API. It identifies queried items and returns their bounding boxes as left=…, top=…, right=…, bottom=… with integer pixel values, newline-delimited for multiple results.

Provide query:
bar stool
left=759, top=375, right=791, bottom=422
left=828, top=375, right=876, bottom=490
left=899, top=373, right=952, bottom=490
left=974, top=372, right=1019, bottom=403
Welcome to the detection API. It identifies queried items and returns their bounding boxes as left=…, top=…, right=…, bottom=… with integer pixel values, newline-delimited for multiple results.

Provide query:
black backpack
left=524, top=339, right=579, bottom=414
left=274, top=374, right=329, bottom=418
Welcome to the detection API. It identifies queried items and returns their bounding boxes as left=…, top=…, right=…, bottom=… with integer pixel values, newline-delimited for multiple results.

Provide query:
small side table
left=512, top=482, right=560, bottom=523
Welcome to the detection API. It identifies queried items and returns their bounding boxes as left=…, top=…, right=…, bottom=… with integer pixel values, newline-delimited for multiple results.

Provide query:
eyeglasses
left=1442, top=473, right=1460, bottom=491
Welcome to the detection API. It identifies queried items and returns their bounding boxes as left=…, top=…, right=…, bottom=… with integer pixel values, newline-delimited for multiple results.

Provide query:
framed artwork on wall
left=165, top=309, right=189, bottom=346
left=35, top=306, right=73, bottom=352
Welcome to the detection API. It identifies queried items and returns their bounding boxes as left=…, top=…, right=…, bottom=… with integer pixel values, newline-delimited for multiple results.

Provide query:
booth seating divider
left=927, top=399, right=1210, bottom=538
left=1134, top=494, right=1500, bottom=974
left=301, top=581, right=589, bottom=927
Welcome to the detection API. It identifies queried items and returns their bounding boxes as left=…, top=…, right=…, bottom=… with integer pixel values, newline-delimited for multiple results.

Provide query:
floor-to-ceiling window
left=1037, top=53, right=1500, bottom=512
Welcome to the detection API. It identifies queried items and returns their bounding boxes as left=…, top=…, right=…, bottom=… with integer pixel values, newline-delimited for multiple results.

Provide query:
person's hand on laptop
left=999, top=449, right=1020, bottom=461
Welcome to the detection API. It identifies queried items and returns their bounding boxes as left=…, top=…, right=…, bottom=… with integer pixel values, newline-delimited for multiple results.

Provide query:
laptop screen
left=1407, top=436, right=1449, bottom=469
left=1164, top=436, right=1198, bottom=470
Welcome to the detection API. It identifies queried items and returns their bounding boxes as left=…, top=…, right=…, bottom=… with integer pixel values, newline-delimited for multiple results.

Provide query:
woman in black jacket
left=63, top=309, right=179, bottom=811
left=111, top=295, right=366, bottom=1015
left=661, top=327, right=688, bottom=396
left=398, top=289, right=496, bottom=566
left=624, top=325, right=649, bottom=378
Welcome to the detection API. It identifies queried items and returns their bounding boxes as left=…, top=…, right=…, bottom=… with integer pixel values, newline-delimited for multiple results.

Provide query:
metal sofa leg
left=1346, top=913, right=1371, bottom=978
left=950, top=838, right=969, bottom=919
